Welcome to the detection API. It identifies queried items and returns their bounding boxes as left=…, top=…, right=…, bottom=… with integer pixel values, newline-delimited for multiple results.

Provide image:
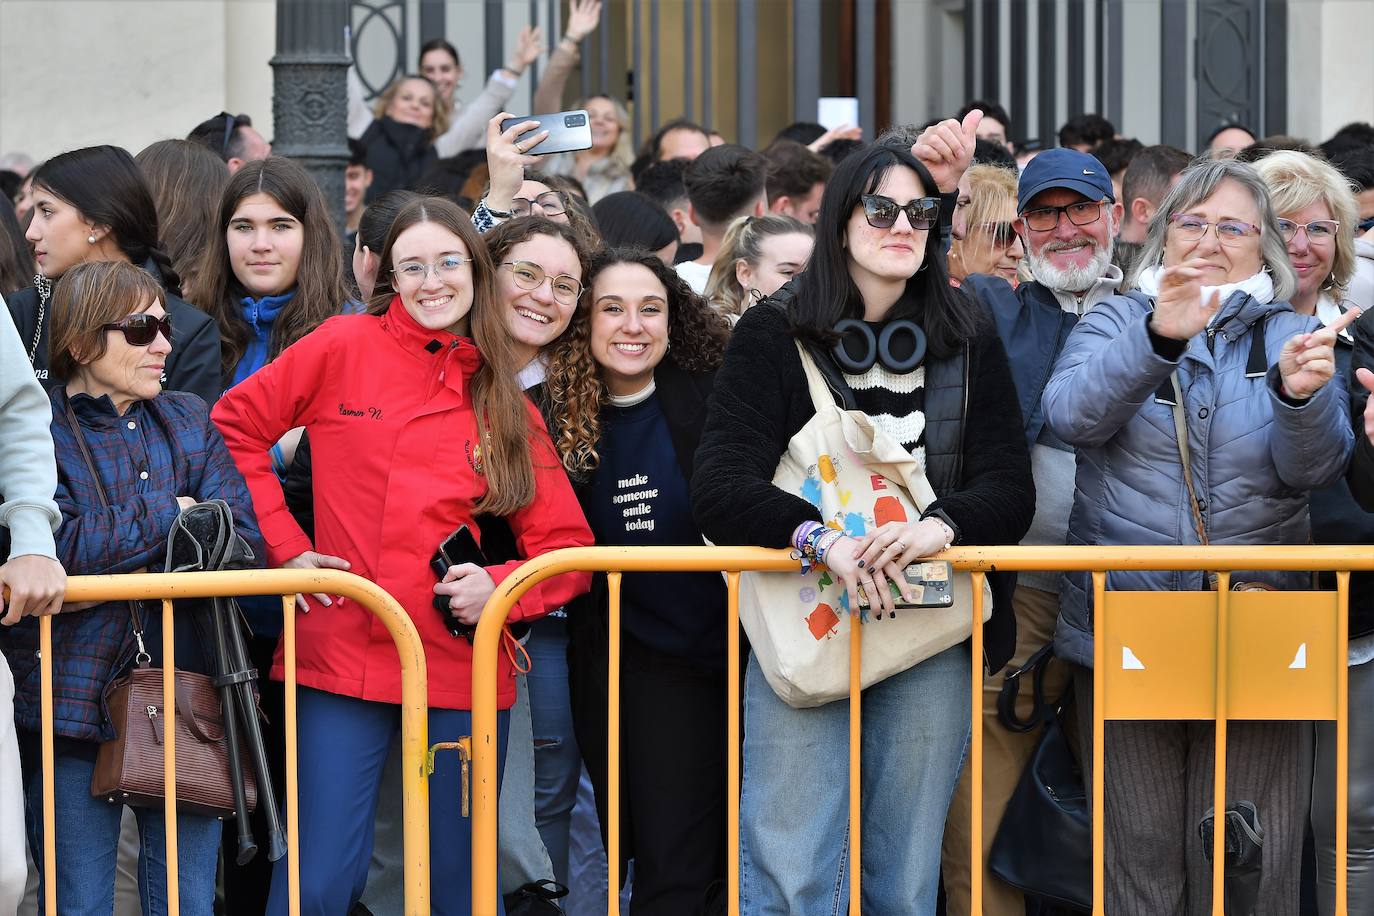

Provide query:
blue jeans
left=739, top=645, right=971, bottom=916
left=525, top=616, right=582, bottom=885
left=265, top=687, right=509, bottom=916
left=21, top=746, right=221, bottom=916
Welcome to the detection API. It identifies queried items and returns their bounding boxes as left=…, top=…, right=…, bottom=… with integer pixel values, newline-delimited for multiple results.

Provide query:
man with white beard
left=932, top=146, right=1124, bottom=915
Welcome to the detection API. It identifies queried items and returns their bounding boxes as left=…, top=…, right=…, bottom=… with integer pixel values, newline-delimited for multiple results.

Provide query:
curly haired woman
left=545, top=248, right=734, bottom=914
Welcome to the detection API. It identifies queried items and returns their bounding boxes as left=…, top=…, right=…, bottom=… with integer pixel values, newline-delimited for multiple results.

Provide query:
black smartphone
left=499, top=109, right=593, bottom=156
left=432, top=525, right=486, bottom=640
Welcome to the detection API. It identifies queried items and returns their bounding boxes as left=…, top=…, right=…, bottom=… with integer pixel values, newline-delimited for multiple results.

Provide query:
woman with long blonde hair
left=702, top=213, right=813, bottom=318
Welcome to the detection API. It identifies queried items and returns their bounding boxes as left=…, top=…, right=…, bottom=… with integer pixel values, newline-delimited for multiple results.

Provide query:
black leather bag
left=987, top=647, right=1091, bottom=912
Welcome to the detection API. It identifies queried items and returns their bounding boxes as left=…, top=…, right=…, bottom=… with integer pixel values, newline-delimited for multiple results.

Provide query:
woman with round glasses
left=1254, top=149, right=1374, bottom=914
left=1044, top=156, right=1356, bottom=913
left=947, top=164, right=1024, bottom=287
left=692, top=141, right=1034, bottom=913
left=546, top=248, right=735, bottom=909
left=212, top=197, right=593, bottom=915
left=5, top=259, right=261, bottom=915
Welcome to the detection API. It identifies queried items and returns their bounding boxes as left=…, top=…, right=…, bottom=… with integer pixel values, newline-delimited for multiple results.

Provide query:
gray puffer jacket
left=1044, top=288, right=1354, bottom=668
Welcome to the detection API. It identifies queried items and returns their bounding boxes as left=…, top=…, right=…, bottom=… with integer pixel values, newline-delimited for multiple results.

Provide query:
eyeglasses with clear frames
left=511, top=192, right=568, bottom=217
left=502, top=260, right=584, bottom=306
left=1168, top=214, right=1261, bottom=245
left=392, top=254, right=470, bottom=285
left=1276, top=218, right=1339, bottom=243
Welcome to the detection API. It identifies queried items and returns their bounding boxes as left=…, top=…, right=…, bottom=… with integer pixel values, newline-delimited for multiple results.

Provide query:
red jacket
left=212, top=298, right=592, bottom=709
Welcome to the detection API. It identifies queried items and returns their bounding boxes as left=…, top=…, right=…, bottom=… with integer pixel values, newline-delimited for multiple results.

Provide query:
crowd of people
left=1, top=10, right=1374, bottom=916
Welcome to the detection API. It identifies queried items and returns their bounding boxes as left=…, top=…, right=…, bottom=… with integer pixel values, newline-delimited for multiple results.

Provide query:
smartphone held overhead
left=501, top=109, right=593, bottom=155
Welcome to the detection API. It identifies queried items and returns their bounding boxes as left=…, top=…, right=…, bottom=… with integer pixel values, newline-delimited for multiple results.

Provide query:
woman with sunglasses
left=212, top=197, right=592, bottom=916
left=547, top=248, right=735, bottom=912
left=692, top=143, right=1034, bottom=913
left=947, top=164, right=1024, bottom=287
left=4, top=259, right=261, bottom=916
left=6, top=145, right=221, bottom=407
left=1255, top=150, right=1374, bottom=915
left=1045, top=157, right=1356, bottom=913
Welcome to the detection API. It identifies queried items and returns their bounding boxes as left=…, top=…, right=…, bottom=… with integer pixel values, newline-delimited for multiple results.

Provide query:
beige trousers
left=940, top=585, right=1070, bottom=916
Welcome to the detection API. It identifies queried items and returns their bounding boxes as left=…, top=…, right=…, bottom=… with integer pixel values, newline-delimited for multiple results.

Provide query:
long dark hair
left=547, top=247, right=731, bottom=473
left=30, top=145, right=183, bottom=295
left=789, top=143, right=978, bottom=358
left=370, top=197, right=538, bottom=515
left=136, top=139, right=229, bottom=299
left=192, top=157, right=350, bottom=381
left=0, top=194, right=33, bottom=294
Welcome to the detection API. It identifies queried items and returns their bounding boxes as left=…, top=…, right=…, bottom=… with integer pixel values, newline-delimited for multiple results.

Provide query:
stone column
left=271, top=0, right=351, bottom=232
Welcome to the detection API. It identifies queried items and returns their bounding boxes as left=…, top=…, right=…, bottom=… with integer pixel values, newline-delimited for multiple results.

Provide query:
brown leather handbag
left=92, top=658, right=256, bottom=817
left=62, top=397, right=253, bottom=817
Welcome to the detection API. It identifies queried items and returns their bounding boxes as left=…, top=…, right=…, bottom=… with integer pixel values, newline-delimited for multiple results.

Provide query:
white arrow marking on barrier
left=1122, top=646, right=1146, bottom=670
left=1289, top=643, right=1307, bottom=670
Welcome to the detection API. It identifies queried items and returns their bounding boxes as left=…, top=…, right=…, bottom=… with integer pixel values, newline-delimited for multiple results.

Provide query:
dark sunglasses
left=102, top=313, right=172, bottom=347
left=218, top=111, right=237, bottom=158
left=861, top=194, right=941, bottom=230
left=974, top=221, right=1018, bottom=248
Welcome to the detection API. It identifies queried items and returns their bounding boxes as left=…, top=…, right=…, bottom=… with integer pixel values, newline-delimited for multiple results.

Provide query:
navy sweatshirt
left=584, top=393, right=726, bottom=660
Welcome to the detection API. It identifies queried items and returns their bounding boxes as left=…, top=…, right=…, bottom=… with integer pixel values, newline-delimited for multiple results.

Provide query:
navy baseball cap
left=1017, top=148, right=1116, bottom=213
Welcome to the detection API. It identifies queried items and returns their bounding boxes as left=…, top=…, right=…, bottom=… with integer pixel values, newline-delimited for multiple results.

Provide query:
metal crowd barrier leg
left=607, top=572, right=622, bottom=916
left=726, top=572, right=741, bottom=910
left=1337, top=571, right=1350, bottom=916
left=849, top=597, right=862, bottom=915
left=1091, top=570, right=1106, bottom=916
left=969, top=572, right=986, bottom=916
left=282, top=594, right=300, bottom=916
left=40, top=617, right=55, bottom=916
left=160, top=598, right=180, bottom=916
left=1213, top=573, right=1231, bottom=914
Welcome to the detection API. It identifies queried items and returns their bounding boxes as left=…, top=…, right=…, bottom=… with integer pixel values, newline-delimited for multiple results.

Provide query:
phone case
left=889, top=560, right=956, bottom=609
left=500, top=110, right=593, bottom=156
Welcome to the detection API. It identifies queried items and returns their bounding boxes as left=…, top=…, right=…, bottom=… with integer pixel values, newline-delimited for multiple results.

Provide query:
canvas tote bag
left=738, top=342, right=991, bottom=708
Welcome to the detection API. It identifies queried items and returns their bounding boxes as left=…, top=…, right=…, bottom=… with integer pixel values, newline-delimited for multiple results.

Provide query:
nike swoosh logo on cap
left=1083, top=169, right=1096, bottom=175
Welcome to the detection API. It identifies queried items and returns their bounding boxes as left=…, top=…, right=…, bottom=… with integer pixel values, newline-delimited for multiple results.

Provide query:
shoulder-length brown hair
left=135, top=139, right=229, bottom=299
left=191, top=156, right=350, bottom=383
left=370, top=197, right=538, bottom=515
left=50, top=260, right=164, bottom=382
left=547, top=247, right=731, bottom=474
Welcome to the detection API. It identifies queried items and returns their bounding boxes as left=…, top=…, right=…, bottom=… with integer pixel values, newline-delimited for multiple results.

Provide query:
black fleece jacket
left=691, top=301, right=1034, bottom=552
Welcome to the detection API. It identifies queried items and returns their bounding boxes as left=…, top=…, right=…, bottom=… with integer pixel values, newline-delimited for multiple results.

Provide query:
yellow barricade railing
left=33, top=569, right=429, bottom=916
left=470, top=544, right=1374, bottom=916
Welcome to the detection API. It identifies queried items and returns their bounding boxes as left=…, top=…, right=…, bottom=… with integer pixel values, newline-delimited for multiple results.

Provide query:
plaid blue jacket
left=1, top=388, right=263, bottom=742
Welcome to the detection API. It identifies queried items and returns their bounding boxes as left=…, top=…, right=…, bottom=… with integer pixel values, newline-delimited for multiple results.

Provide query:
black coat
left=361, top=117, right=438, bottom=201
left=1344, top=309, right=1374, bottom=638
left=691, top=298, right=1035, bottom=671
left=562, top=359, right=723, bottom=877
left=5, top=267, right=221, bottom=408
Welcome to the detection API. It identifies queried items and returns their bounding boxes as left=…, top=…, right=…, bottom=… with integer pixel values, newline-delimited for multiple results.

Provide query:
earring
left=87, top=234, right=97, bottom=244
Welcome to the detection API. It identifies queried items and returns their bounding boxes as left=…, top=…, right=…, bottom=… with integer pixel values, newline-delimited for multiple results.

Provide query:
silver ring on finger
left=893, top=540, right=907, bottom=554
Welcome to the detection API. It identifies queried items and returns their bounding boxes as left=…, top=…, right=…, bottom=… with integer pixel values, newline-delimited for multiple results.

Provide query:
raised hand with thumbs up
left=911, top=109, right=983, bottom=194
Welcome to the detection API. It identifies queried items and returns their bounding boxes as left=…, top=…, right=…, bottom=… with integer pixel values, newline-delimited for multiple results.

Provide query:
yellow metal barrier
left=470, top=545, right=1374, bottom=916
left=34, top=569, right=430, bottom=916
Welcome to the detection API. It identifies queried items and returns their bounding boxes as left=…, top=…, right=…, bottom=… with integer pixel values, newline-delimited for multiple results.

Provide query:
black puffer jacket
left=5, top=263, right=221, bottom=407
